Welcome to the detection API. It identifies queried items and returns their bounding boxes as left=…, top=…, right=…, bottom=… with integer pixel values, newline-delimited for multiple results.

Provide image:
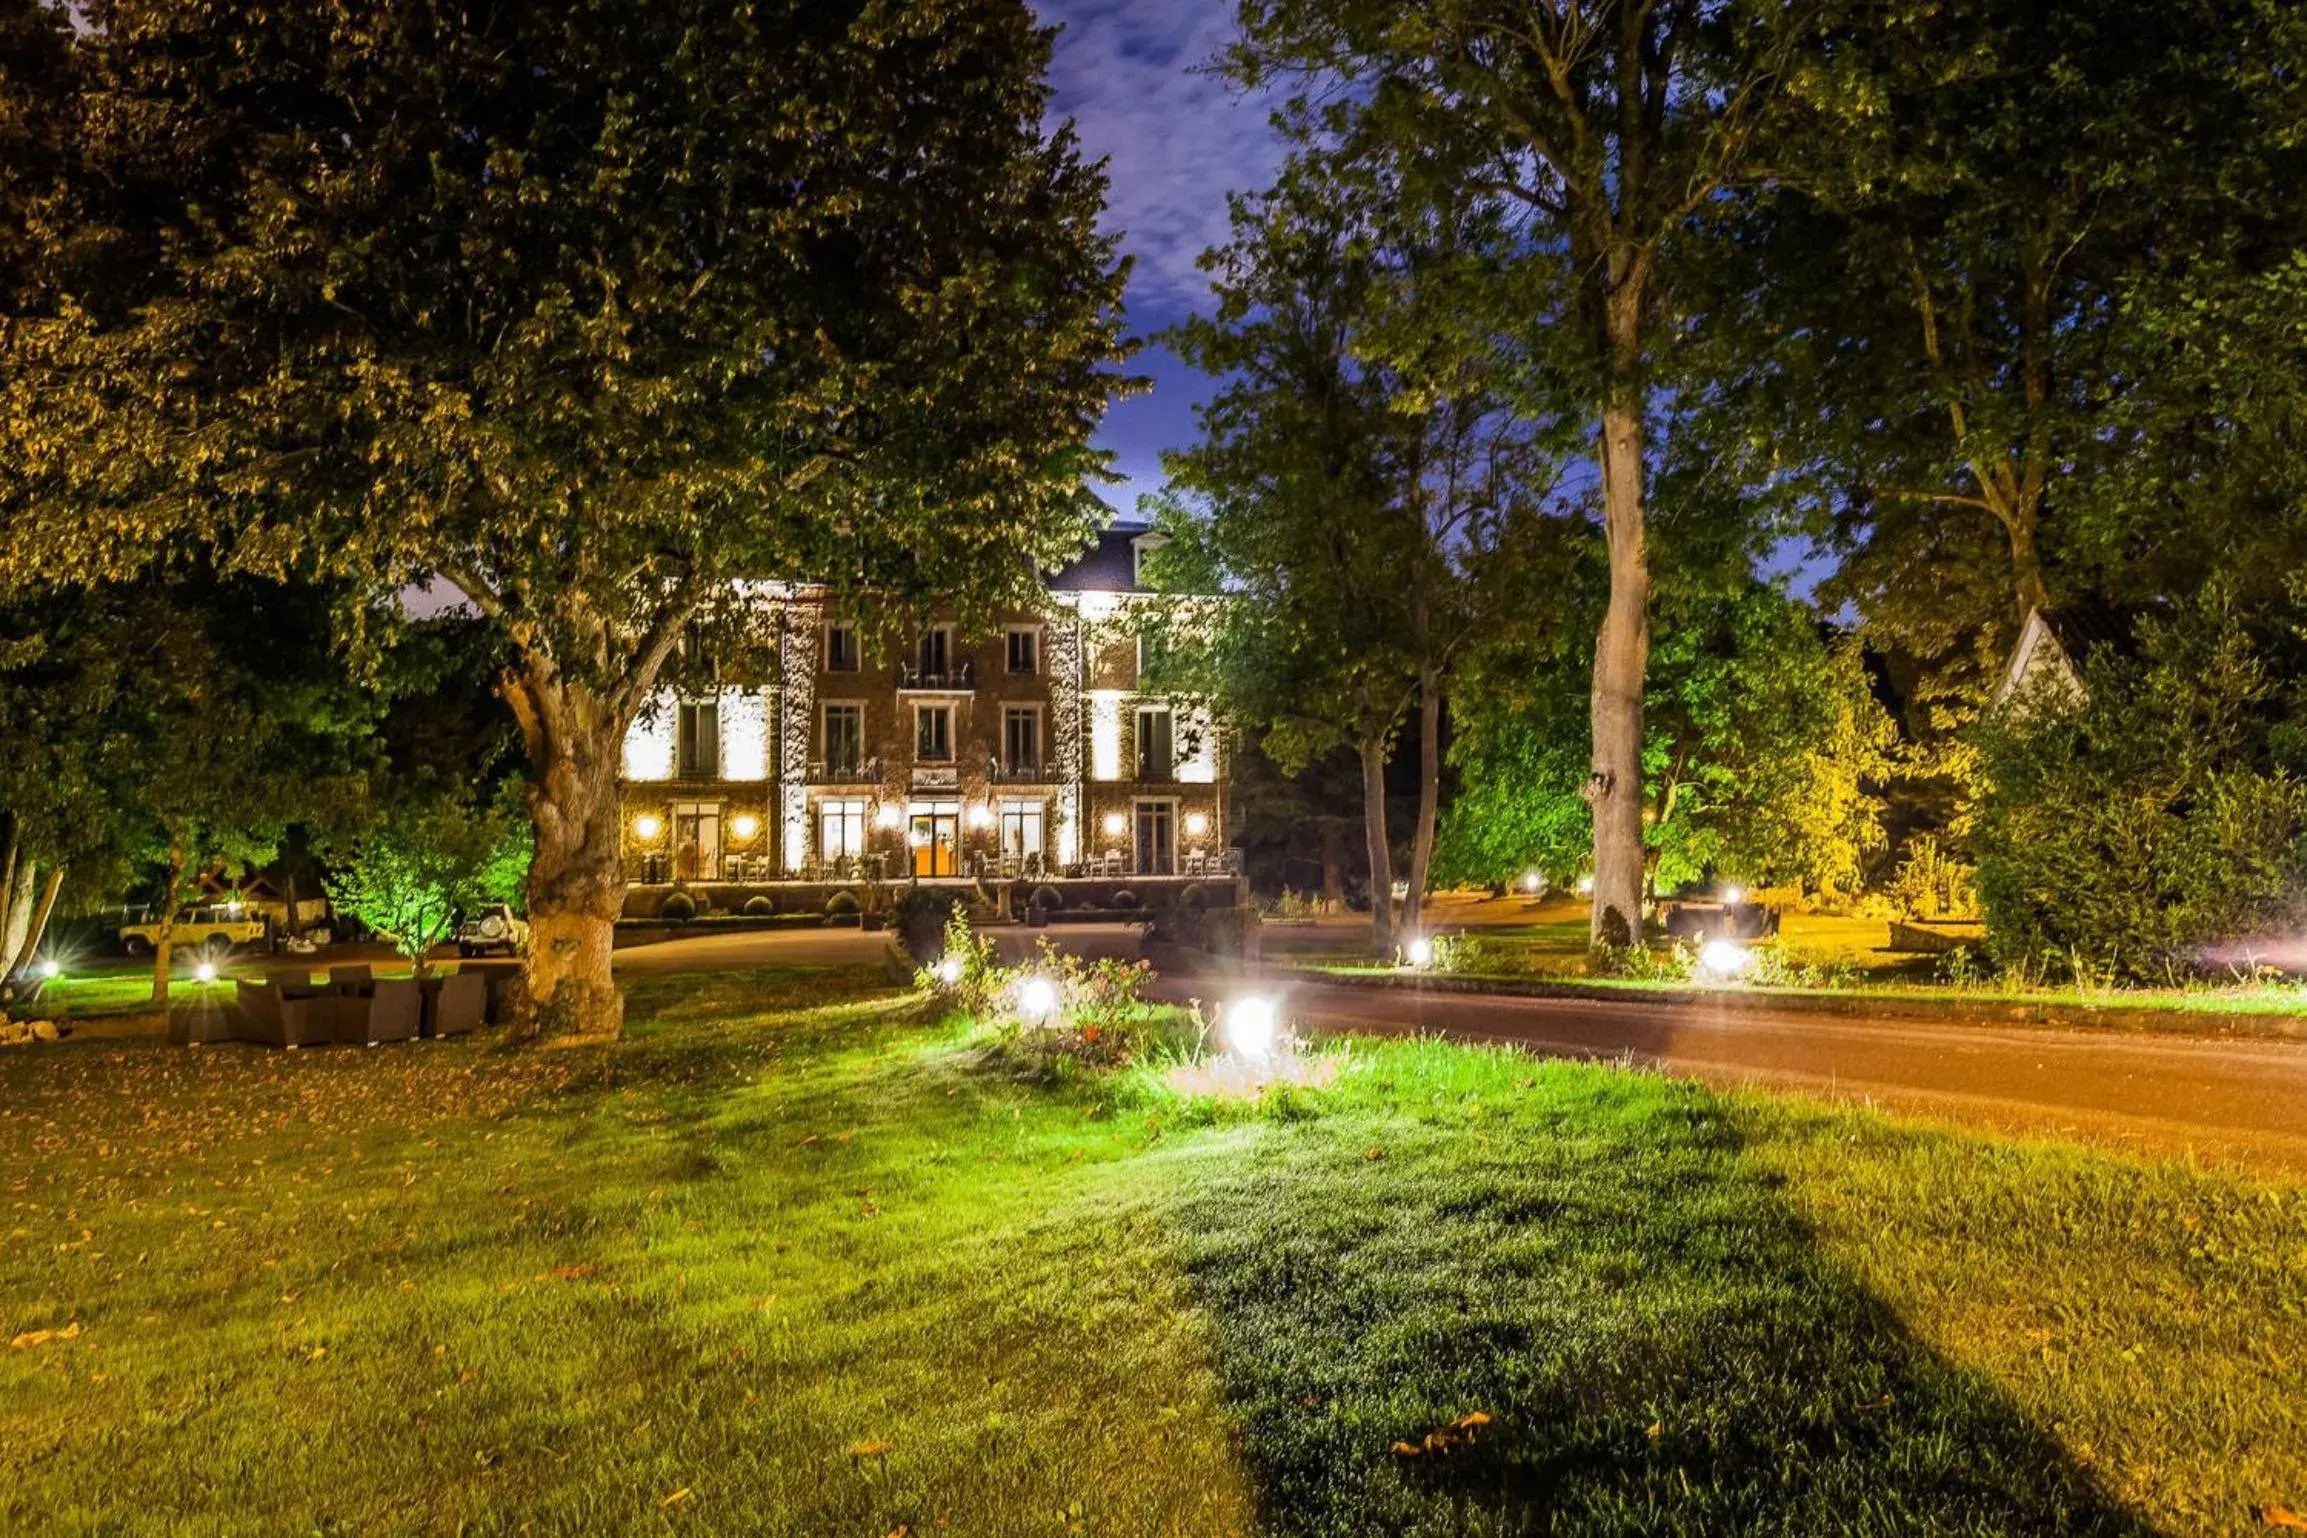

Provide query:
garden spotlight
left=1016, top=975, right=1060, bottom=1024
left=935, top=955, right=964, bottom=987
left=194, top=961, right=218, bottom=984
left=1698, top=939, right=1750, bottom=979
left=1404, top=937, right=1434, bottom=969
left=1223, top=995, right=1279, bottom=1060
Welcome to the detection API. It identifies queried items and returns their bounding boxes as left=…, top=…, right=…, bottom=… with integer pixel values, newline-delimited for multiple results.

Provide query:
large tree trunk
left=505, top=662, right=629, bottom=1041
left=150, top=841, right=184, bottom=1004
left=0, top=847, right=32, bottom=971
left=2005, top=500, right=2048, bottom=623
left=1586, top=383, right=1652, bottom=961
left=1402, top=669, right=1441, bottom=936
left=1319, top=822, right=1347, bottom=911
left=6, top=865, right=62, bottom=986
left=1356, top=709, right=1396, bottom=952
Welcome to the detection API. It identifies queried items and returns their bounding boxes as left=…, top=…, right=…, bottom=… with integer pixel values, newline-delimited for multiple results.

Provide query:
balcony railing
left=808, top=756, right=882, bottom=785
left=989, top=756, right=1047, bottom=783
left=898, top=660, right=976, bottom=691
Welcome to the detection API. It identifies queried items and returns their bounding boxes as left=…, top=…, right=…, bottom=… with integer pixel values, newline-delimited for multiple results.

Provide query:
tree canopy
left=1, top=0, right=1131, bottom=1033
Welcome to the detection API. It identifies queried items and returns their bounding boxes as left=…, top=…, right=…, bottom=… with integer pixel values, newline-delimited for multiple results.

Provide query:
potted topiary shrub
left=890, top=889, right=962, bottom=967
left=743, top=894, right=775, bottom=917
left=1109, top=888, right=1140, bottom=912
left=1027, top=884, right=1063, bottom=928
left=825, top=889, right=862, bottom=927
left=659, top=890, right=697, bottom=923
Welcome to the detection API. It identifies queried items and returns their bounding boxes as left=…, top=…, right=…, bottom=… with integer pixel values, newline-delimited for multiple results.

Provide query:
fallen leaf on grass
left=2263, top=1507, right=2307, bottom=1531
left=550, top=1264, right=597, bottom=1281
left=661, top=1487, right=691, bottom=1507
left=1390, top=1411, right=1492, bottom=1458
left=847, top=1439, right=892, bottom=1460
left=9, top=1321, right=80, bottom=1350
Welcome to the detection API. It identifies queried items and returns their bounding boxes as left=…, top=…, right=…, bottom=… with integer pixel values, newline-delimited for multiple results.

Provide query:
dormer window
left=1130, top=531, right=1169, bottom=587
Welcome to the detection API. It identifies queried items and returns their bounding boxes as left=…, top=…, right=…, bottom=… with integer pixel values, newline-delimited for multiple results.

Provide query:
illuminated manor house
left=616, top=527, right=1234, bottom=913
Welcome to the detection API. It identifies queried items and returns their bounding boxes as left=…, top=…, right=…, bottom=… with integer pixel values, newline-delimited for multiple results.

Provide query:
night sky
left=1031, top=0, right=1284, bottom=525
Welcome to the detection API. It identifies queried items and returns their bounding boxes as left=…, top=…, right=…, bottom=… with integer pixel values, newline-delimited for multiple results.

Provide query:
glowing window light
left=1089, top=692, right=1124, bottom=781
left=1175, top=704, right=1218, bottom=784
left=719, top=688, right=769, bottom=782
left=622, top=694, right=676, bottom=781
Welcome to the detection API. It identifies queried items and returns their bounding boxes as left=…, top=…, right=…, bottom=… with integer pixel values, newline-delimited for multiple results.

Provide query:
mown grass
left=1, top=965, right=2300, bottom=1535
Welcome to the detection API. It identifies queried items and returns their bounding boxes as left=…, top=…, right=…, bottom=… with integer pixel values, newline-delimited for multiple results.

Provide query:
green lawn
left=2, top=967, right=2299, bottom=1534
left=1292, top=913, right=2307, bottom=1022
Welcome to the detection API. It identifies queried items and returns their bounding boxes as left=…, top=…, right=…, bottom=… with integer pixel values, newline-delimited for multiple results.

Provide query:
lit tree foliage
left=1440, top=576, right=1895, bottom=900
left=1226, top=0, right=1817, bottom=956
left=0, top=0, right=1130, bottom=1037
left=1154, top=153, right=1558, bottom=947
left=327, top=793, right=529, bottom=976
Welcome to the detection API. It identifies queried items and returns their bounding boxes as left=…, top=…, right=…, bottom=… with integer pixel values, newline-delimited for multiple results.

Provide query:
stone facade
left=616, top=530, right=1232, bottom=909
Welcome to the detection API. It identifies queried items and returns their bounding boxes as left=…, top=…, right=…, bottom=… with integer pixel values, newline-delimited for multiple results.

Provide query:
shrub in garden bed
left=892, top=889, right=966, bottom=967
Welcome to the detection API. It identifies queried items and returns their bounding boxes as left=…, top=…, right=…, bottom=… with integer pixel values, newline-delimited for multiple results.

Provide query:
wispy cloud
left=1030, top=1, right=1288, bottom=516
left=1034, top=0, right=1285, bottom=326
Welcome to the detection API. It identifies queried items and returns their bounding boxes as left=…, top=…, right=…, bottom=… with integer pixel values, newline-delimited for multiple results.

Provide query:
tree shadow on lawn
left=1160, top=1054, right=2158, bottom=1538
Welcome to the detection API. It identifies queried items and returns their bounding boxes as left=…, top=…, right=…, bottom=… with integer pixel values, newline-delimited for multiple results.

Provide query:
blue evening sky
left=1030, top=0, right=1826, bottom=593
left=1031, top=0, right=1284, bottom=523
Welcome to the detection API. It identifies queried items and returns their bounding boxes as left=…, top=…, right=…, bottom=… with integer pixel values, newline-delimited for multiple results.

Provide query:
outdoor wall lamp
left=1185, top=812, right=1210, bottom=837
left=633, top=814, right=663, bottom=841
left=730, top=813, right=760, bottom=841
left=1102, top=812, right=1128, bottom=837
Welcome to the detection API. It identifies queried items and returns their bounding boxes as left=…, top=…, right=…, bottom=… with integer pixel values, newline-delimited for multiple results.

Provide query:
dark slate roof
left=1044, top=524, right=1153, bottom=593
left=2039, top=603, right=2141, bottom=666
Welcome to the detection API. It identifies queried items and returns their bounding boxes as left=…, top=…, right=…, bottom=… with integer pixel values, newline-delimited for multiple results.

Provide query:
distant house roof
left=1044, top=524, right=1166, bottom=594
left=1993, top=602, right=2143, bottom=710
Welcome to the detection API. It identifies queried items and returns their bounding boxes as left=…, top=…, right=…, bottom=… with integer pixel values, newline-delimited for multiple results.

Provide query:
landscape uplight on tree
left=36, top=958, right=60, bottom=980
left=1698, top=939, right=1751, bottom=979
left=1522, top=872, right=1542, bottom=894
left=1016, top=975, right=1060, bottom=1025
left=193, top=961, right=218, bottom=984
left=1575, top=875, right=1595, bottom=896
left=1223, top=995, right=1279, bottom=1060
left=1723, top=885, right=1745, bottom=905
